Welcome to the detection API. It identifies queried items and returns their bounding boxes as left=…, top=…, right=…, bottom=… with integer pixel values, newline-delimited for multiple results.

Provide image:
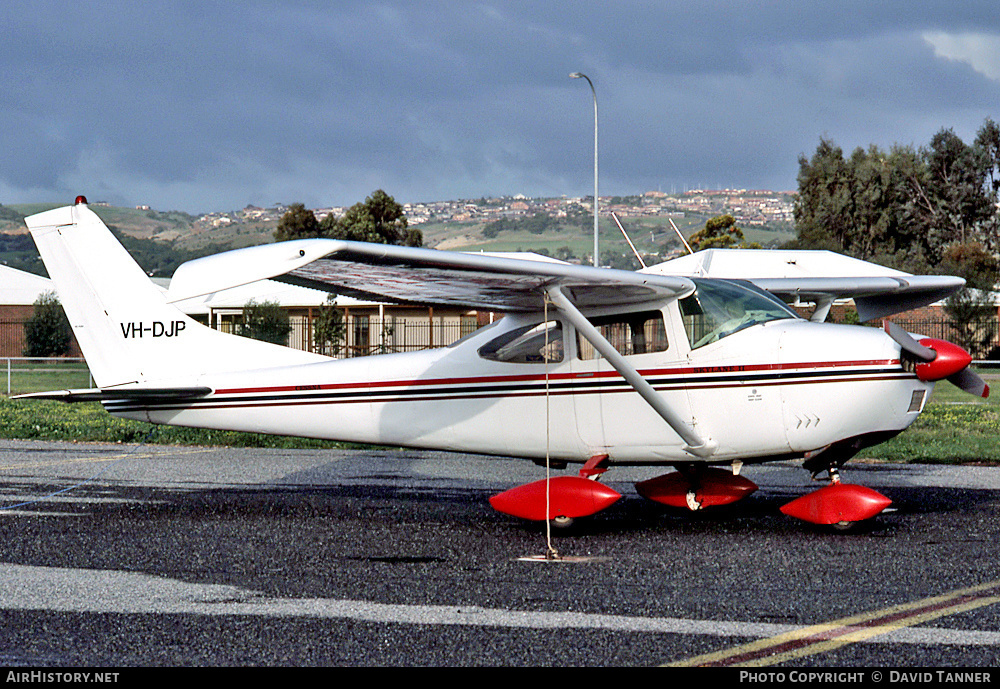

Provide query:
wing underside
left=750, top=276, right=964, bottom=321
left=170, top=239, right=696, bottom=311
left=278, top=256, right=681, bottom=311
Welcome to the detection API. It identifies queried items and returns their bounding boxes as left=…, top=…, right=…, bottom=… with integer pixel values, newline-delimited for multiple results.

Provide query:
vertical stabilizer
left=25, top=200, right=326, bottom=388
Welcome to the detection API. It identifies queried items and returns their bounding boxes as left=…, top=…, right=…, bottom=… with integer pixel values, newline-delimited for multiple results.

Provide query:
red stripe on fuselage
left=212, top=359, right=901, bottom=396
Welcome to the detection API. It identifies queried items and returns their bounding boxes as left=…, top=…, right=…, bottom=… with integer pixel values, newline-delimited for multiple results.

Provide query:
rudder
left=25, top=199, right=325, bottom=389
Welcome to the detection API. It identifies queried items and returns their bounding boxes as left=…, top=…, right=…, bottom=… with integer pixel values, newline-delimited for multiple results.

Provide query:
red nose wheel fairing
left=780, top=483, right=892, bottom=525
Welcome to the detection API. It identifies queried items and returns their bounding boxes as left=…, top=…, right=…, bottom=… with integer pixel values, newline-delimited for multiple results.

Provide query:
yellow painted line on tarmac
left=666, top=578, right=1000, bottom=667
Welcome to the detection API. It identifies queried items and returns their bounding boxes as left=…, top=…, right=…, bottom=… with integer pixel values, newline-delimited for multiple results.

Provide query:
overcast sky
left=2, top=1, right=999, bottom=214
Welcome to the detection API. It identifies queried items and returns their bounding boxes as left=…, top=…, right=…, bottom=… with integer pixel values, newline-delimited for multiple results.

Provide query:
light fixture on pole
left=570, top=72, right=599, bottom=267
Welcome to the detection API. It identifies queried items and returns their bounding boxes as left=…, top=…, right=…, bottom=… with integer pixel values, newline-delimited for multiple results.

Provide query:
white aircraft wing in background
left=643, top=248, right=965, bottom=322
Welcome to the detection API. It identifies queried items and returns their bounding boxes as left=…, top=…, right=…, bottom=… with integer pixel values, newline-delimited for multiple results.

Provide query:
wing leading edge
left=748, top=275, right=964, bottom=322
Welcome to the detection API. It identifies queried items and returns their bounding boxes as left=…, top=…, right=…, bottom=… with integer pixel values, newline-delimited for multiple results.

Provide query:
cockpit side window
left=478, top=320, right=564, bottom=364
left=680, top=279, right=798, bottom=349
left=577, top=310, right=668, bottom=360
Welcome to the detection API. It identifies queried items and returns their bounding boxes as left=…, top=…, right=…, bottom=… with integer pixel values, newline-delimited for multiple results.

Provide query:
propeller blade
left=884, top=320, right=936, bottom=362
left=885, top=321, right=986, bottom=397
left=947, top=367, right=990, bottom=398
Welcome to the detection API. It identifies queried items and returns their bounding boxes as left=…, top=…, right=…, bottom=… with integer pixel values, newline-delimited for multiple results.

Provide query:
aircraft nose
left=884, top=321, right=989, bottom=398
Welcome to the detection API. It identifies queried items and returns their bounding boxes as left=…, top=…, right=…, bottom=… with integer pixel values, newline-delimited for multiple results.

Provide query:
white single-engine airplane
left=18, top=198, right=989, bottom=528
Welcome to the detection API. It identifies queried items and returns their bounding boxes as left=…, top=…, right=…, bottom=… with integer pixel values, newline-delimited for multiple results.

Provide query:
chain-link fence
left=5, top=316, right=1000, bottom=396
left=277, top=315, right=477, bottom=357
left=2, top=358, right=92, bottom=396
left=890, top=317, right=999, bottom=360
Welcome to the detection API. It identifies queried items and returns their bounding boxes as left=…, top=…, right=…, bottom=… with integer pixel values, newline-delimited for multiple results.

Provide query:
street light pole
left=570, top=72, right=599, bottom=267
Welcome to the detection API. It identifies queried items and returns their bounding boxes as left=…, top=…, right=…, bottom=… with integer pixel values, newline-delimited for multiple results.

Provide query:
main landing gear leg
left=780, top=463, right=891, bottom=528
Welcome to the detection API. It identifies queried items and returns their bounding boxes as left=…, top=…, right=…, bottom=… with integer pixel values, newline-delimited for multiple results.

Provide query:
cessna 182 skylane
left=18, top=198, right=989, bottom=528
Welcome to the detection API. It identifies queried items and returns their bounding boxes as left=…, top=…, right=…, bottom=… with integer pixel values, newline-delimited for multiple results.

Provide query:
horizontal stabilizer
left=13, top=387, right=212, bottom=403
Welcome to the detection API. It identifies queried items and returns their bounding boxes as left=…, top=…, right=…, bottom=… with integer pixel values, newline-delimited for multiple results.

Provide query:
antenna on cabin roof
left=669, top=217, right=694, bottom=255
left=611, top=212, right=646, bottom=269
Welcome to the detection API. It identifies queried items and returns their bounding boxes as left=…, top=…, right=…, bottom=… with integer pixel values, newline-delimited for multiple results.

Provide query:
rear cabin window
left=577, top=310, right=668, bottom=360
left=478, top=321, right=564, bottom=364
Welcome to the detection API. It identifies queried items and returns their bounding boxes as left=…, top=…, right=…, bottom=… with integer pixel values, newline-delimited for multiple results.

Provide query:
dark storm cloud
left=1, top=1, right=998, bottom=212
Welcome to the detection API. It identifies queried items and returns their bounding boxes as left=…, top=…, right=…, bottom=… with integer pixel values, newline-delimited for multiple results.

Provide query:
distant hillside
left=1, top=203, right=261, bottom=278
left=0, top=195, right=796, bottom=278
left=418, top=212, right=794, bottom=268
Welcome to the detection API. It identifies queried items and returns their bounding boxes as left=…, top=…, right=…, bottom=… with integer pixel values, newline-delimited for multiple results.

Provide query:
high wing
left=746, top=276, right=962, bottom=322
left=168, top=243, right=964, bottom=321
left=643, top=249, right=965, bottom=321
left=168, top=239, right=696, bottom=311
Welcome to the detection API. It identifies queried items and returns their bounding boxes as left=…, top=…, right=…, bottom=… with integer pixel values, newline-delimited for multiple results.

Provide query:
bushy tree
left=312, top=294, right=345, bottom=356
left=976, top=118, right=1000, bottom=246
left=793, top=141, right=929, bottom=267
left=919, top=128, right=995, bottom=255
left=236, top=299, right=291, bottom=346
left=689, top=214, right=761, bottom=251
left=940, top=242, right=999, bottom=357
left=274, top=203, right=321, bottom=242
left=277, top=191, right=420, bottom=247
left=793, top=121, right=1000, bottom=270
left=320, top=190, right=421, bottom=246
left=23, top=292, right=71, bottom=357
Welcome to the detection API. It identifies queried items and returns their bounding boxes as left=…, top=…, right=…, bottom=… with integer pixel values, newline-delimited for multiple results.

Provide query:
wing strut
left=545, top=285, right=716, bottom=458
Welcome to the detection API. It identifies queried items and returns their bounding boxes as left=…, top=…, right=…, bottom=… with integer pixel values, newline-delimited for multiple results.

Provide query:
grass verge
left=0, top=398, right=358, bottom=449
left=863, top=403, right=1000, bottom=464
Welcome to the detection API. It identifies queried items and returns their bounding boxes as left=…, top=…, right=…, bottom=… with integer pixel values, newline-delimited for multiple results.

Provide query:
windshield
left=679, top=279, right=798, bottom=349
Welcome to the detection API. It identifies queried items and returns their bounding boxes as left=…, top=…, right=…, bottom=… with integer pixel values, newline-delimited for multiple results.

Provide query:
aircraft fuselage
left=104, top=300, right=928, bottom=466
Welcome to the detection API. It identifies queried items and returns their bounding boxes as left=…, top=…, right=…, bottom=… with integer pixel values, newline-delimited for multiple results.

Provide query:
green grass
left=0, top=398, right=362, bottom=449
left=861, top=370, right=1000, bottom=464
left=1, top=394, right=998, bottom=464
left=0, top=360, right=93, bottom=396
left=864, top=404, right=1000, bottom=464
